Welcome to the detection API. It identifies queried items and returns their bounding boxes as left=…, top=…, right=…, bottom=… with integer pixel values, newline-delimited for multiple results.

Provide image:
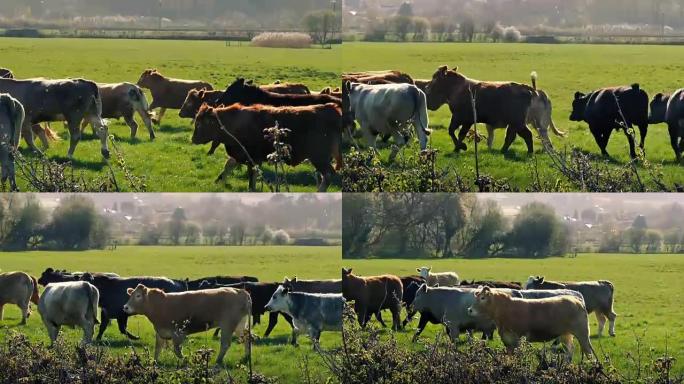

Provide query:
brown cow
left=123, top=284, right=251, bottom=365
left=468, top=286, right=596, bottom=361
left=259, top=81, right=311, bottom=95
left=84, top=82, right=155, bottom=140
left=319, top=87, right=343, bottom=98
left=341, top=268, right=403, bottom=330
left=343, top=70, right=414, bottom=85
left=425, top=65, right=535, bottom=154
left=192, top=103, right=342, bottom=191
left=0, top=271, right=40, bottom=325
left=136, top=69, right=213, bottom=125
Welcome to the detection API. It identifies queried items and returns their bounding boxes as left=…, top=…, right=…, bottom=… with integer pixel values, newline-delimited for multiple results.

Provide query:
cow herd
left=0, top=269, right=343, bottom=366
left=343, top=67, right=684, bottom=163
left=341, top=267, right=618, bottom=362
left=0, top=66, right=342, bottom=192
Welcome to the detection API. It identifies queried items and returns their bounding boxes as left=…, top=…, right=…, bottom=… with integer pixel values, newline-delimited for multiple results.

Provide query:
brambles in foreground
left=0, top=332, right=276, bottom=384
left=318, top=308, right=681, bottom=384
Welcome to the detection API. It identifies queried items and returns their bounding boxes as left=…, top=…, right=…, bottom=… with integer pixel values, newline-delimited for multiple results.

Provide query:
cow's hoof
left=609, top=333, right=616, bottom=337
left=149, top=134, right=156, bottom=140
left=101, top=149, right=111, bottom=159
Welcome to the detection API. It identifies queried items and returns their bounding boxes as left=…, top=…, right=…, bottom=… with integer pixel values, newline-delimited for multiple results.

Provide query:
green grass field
left=342, top=42, right=684, bottom=190
left=342, top=253, right=684, bottom=376
left=0, top=246, right=342, bottom=382
left=0, top=38, right=341, bottom=192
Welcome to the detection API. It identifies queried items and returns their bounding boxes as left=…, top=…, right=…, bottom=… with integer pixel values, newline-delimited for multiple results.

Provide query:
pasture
left=342, top=253, right=684, bottom=376
left=342, top=42, right=684, bottom=190
left=0, top=245, right=342, bottom=382
left=0, top=37, right=341, bottom=192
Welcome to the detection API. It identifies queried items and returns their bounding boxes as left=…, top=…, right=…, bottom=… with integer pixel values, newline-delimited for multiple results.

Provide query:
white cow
left=38, top=281, right=100, bottom=345
left=0, top=93, right=25, bottom=191
left=417, top=266, right=460, bottom=287
left=344, top=81, right=431, bottom=162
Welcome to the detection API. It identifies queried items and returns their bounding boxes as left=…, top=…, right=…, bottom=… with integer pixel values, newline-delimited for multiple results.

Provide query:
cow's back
left=39, top=281, right=97, bottom=325
left=0, top=272, right=32, bottom=304
left=587, top=85, right=648, bottom=126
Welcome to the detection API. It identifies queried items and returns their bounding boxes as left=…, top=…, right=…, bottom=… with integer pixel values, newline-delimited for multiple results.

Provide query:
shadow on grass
left=48, top=155, right=108, bottom=171
left=156, top=123, right=191, bottom=134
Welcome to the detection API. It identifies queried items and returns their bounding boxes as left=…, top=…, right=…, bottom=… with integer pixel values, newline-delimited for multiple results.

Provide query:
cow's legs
left=207, top=141, right=221, bottom=155
left=66, top=118, right=82, bottom=159
left=135, top=107, right=155, bottom=140
left=152, top=108, right=167, bottom=125
left=215, top=157, right=239, bottom=184
left=517, top=124, right=534, bottom=154
left=96, top=310, right=111, bottom=340
left=447, top=116, right=464, bottom=151
left=216, top=327, right=234, bottom=366
left=172, top=334, right=186, bottom=360
left=81, top=319, right=95, bottom=345
left=263, top=311, right=279, bottom=337
left=123, top=111, right=139, bottom=139
left=402, top=308, right=416, bottom=328
left=247, top=165, right=257, bottom=191
left=411, top=314, right=430, bottom=342
left=47, top=323, right=61, bottom=346
left=21, top=121, right=42, bottom=154
left=486, top=125, right=496, bottom=149
left=668, top=123, right=682, bottom=162
left=455, top=124, right=472, bottom=151
left=18, top=303, right=29, bottom=325
left=391, top=305, right=401, bottom=331
left=559, top=333, right=575, bottom=362
left=154, top=333, right=165, bottom=361
left=607, top=310, right=617, bottom=337
left=595, top=312, right=607, bottom=337
left=0, top=304, right=4, bottom=320
left=313, top=162, right=334, bottom=192
left=117, top=315, right=140, bottom=340
left=374, top=311, right=387, bottom=328
left=622, top=125, right=637, bottom=159
left=501, top=126, right=518, bottom=153
left=388, top=131, right=406, bottom=163
left=637, top=124, right=648, bottom=150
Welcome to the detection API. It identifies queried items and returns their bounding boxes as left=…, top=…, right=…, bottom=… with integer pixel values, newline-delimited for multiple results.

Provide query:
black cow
left=649, top=89, right=684, bottom=162
left=217, top=78, right=341, bottom=108
left=459, top=280, right=522, bottom=289
left=400, top=275, right=424, bottom=327
left=184, top=275, right=258, bottom=290
left=79, top=273, right=186, bottom=340
left=37, top=268, right=119, bottom=287
left=570, top=84, right=649, bottom=159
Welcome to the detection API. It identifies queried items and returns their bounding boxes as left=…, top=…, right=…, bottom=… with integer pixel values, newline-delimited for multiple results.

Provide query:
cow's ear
left=574, top=92, right=583, bottom=100
left=418, top=283, right=427, bottom=292
left=539, top=276, right=545, bottom=283
left=246, top=79, right=254, bottom=85
left=46, top=268, right=53, bottom=273
left=292, top=276, right=297, bottom=282
left=451, top=65, right=458, bottom=72
left=654, top=93, right=663, bottom=101
left=127, top=288, right=134, bottom=295
left=416, top=268, right=421, bottom=272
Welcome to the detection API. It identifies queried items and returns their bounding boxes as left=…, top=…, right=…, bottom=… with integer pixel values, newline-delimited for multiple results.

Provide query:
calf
left=410, top=284, right=496, bottom=342
left=649, top=90, right=684, bottom=162
left=525, top=276, right=617, bottom=336
left=136, top=68, right=213, bottom=125
left=124, top=284, right=251, bottom=365
left=86, top=82, right=154, bottom=140
left=265, top=285, right=343, bottom=348
left=417, top=266, right=460, bottom=287
left=468, top=286, right=596, bottom=361
left=341, top=268, right=403, bottom=330
left=0, top=78, right=109, bottom=159
left=570, top=84, right=649, bottom=159
left=0, top=93, right=25, bottom=191
left=192, top=103, right=342, bottom=192
left=38, top=281, right=99, bottom=345
left=80, top=273, right=186, bottom=340
left=0, top=68, right=13, bottom=79
left=0, top=271, right=39, bottom=324
left=425, top=65, right=535, bottom=154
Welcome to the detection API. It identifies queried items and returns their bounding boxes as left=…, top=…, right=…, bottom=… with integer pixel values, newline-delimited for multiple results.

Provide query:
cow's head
left=409, top=283, right=429, bottom=313
left=221, top=78, right=260, bottom=106
left=179, top=89, right=206, bottom=119
left=136, top=69, right=161, bottom=88
left=416, top=266, right=431, bottom=279
left=648, top=93, right=670, bottom=124
left=570, top=92, right=589, bottom=122
left=282, top=276, right=298, bottom=290
left=37, top=267, right=57, bottom=286
left=192, top=103, right=222, bottom=145
left=425, top=65, right=463, bottom=111
left=524, top=275, right=544, bottom=289
left=264, top=284, right=291, bottom=313
left=467, top=286, right=493, bottom=317
left=124, top=284, right=151, bottom=315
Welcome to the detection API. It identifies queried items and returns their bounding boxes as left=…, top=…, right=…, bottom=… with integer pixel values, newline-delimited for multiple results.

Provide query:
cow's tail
left=411, top=86, right=431, bottom=137
left=8, top=97, right=25, bottom=149
left=29, top=275, right=40, bottom=305
left=85, top=284, right=100, bottom=324
left=240, top=290, right=253, bottom=358
left=40, top=124, right=60, bottom=142
left=129, top=86, right=151, bottom=114
left=549, top=119, right=566, bottom=137
left=530, top=71, right=538, bottom=90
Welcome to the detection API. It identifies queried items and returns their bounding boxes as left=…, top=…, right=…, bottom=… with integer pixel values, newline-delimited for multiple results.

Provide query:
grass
left=0, top=245, right=342, bottom=383
left=0, top=37, right=341, bottom=192
left=341, top=253, right=684, bottom=376
left=342, top=42, right=684, bottom=190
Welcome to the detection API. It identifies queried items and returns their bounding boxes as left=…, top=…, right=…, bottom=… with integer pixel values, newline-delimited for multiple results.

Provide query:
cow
left=417, top=266, right=459, bottom=287
left=0, top=271, right=39, bottom=324
left=264, top=285, right=344, bottom=349
left=84, top=82, right=154, bottom=140
left=486, top=72, right=566, bottom=150
left=258, top=81, right=311, bottom=95
left=38, top=281, right=100, bottom=345
left=192, top=102, right=342, bottom=192
left=79, top=273, right=186, bottom=340
left=185, top=275, right=259, bottom=290
left=410, top=284, right=496, bottom=342
left=319, top=87, right=342, bottom=98
left=570, top=84, right=649, bottom=159
left=459, top=280, right=522, bottom=289
left=344, top=81, right=431, bottom=162
left=217, top=78, right=340, bottom=109
left=0, top=68, right=13, bottom=79
left=0, top=93, right=25, bottom=191
left=343, top=70, right=414, bottom=85
left=0, top=78, right=109, bottom=159
left=649, top=89, right=684, bottom=162
left=341, top=268, right=403, bottom=330
left=468, top=286, right=596, bottom=361
left=282, top=276, right=341, bottom=294
left=136, top=68, right=213, bottom=125
left=399, top=277, right=425, bottom=327
left=123, top=284, right=251, bottom=365
left=525, top=276, right=617, bottom=337
left=425, top=65, right=535, bottom=154
left=37, top=268, right=119, bottom=287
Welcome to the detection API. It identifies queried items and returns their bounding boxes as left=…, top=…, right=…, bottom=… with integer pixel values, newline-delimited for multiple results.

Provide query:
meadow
left=0, top=245, right=342, bottom=383
left=0, top=38, right=341, bottom=192
left=342, top=253, right=684, bottom=376
left=342, top=42, right=684, bottom=190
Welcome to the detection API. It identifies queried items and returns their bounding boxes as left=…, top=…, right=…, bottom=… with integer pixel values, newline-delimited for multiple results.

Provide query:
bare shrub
left=251, top=32, right=312, bottom=48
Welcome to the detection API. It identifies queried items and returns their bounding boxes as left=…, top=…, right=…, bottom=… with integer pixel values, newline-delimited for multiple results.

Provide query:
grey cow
left=0, top=93, right=24, bottom=191
left=85, top=82, right=155, bottom=140
left=38, top=281, right=100, bottom=345
left=525, top=276, right=617, bottom=336
left=410, top=284, right=496, bottom=342
left=265, top=285, right=343, bottom=349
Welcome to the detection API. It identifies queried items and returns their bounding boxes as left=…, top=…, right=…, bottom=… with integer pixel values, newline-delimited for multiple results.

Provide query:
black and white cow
left=264, top=285, right=344, bottom=348
left=38, top=281, right=100, bottom=345
left=649, top=89, right=684, bottom=162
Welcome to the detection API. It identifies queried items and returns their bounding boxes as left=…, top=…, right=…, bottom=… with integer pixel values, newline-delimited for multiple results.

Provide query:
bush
left=251, top=32, right=312, bottom=48
left=503, top=26, right=522, bottom=42
left=272, top=229, right=290, bottom=245
left=490, top=23, right=504, bottom=42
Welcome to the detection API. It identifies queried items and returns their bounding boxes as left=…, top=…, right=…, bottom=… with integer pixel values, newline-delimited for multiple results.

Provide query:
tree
left=397, top=1, right=413, bottom=17
left=390, top=15, right=412, bottom=41
left=599, top=230, right=622, bottom=253
left=463, top=200, right=506, bottom=258
left=632, top=215, right=648, bottom=229
left=184, top=222, right=201, bottom=245
left=167, top=207, right=187, bottom=245
left=302, top=10, right=336, bottom=44
left=505, top=202, right=567, bottom=258
left=3, top=196, right=46, bottom=250
left=230, top=221, right=246, bottom=245
left=645, top=230, right=662, bottom=252
left=625, top=227, right=646, bottom=253
left=460, top=16, right=475, bottom=42
left=273, top=229, right=290, bottom=245
left=139, top=224, right=163, bottom=245
left=262, top=227, right=274, bottom=245
left=48, top=195, right=99, bottom=250
left=411, top=17, right=430, bottom=41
